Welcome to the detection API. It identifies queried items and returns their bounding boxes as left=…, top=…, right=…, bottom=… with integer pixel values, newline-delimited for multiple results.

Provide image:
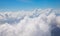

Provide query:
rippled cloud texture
left=0, top=8, right=60, bottom=36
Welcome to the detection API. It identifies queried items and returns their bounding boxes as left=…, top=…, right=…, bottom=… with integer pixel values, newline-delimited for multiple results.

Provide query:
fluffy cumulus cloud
left=0, top=8, right=60, bottom=36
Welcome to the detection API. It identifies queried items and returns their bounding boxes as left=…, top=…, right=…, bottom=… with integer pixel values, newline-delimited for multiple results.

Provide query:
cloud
left=0, top=8, right=60, bottom=36
left=56, top=16, right=60, bottom=27
left=17, top=0, right=32, bottom=3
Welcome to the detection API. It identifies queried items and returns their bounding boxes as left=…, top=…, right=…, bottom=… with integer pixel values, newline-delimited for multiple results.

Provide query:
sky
left=0, top=0, right=60, bottom=36
left=0, top=0, right=60, bottom=10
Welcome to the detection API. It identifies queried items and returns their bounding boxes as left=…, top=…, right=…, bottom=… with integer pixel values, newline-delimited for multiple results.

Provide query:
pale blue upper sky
left=0, top=0, right=60, bottom=10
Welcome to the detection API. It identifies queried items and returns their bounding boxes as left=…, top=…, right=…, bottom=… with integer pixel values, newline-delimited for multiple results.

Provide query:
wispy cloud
left=17, top=0, right=32, bottom=3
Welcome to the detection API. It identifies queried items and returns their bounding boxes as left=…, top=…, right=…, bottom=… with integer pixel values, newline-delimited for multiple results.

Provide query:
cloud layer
left=0, top=8, right=60, bottom=36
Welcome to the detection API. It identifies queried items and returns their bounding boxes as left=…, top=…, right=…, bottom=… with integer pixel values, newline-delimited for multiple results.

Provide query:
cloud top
left=0, top=8, right=60, bottom=36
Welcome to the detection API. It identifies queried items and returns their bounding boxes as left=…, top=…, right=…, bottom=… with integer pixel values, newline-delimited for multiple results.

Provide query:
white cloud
left=0, top=8, right=60, bottom=36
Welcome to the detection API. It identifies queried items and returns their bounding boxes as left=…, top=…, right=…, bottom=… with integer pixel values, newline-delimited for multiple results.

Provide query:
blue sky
left=0, top=0, right=60, bottom=10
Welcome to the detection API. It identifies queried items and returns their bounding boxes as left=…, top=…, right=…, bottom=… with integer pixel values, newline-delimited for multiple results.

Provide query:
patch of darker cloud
left=56, top=13, right=60, bottom=16
left=51, top=25, right=60, bottom=36
left=29, top=9, right=41, bottom=18
left=29, top=13, right=40, bottom=18
left=0, top=13, right=25, bottom=24
left=6, top=17, right=24, bottom=24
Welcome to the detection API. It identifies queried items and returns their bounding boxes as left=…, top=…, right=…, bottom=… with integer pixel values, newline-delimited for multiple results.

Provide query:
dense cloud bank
left=0, top=8, right=60, bottom=36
